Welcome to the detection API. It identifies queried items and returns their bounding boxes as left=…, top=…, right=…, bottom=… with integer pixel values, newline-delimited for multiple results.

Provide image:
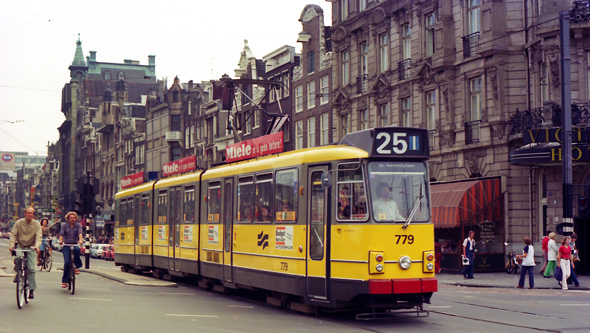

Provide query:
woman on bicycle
left=37, top=218, right=58, bottom=266
left=59, top=212, right=83, bottom=288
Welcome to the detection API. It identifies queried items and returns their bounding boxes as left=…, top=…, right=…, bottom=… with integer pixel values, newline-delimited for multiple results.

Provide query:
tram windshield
left=368, top=161, right=430, bottom=223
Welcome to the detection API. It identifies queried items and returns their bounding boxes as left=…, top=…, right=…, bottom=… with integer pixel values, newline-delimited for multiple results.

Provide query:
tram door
left=222, top=178, right=234, bottom=283
left=168, top=187, right=182, bottom=271
left=134, top=195, right=140, bottom=266
left=307, top=166, right=329, bottom=300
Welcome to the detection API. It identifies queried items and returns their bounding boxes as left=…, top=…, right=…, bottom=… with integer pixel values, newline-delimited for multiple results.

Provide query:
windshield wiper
left=403, top=184, right=423, bottom=229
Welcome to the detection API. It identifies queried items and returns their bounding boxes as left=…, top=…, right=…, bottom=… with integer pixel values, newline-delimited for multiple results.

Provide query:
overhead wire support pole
left=560, top=11, right=574, bottom=236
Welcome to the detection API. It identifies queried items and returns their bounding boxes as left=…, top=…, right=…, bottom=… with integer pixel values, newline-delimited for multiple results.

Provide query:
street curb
left=441, top=282, right=589, bottom=290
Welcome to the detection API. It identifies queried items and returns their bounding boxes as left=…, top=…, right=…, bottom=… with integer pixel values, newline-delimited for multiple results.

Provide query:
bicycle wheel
left=70, top=263, right=76, bottom=295
left=16, top=267, right=25, bottom=309
left=45, top=252, right=53, bottom=272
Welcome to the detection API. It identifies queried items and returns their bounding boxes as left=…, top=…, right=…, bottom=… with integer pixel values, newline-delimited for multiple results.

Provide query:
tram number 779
left=395, top=235, right=414, bottom=244
left=280, top=262, right=288, bottom=271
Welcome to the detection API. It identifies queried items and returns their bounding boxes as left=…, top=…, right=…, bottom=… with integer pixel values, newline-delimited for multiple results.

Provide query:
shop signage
left=226, top=132, right=284, bottom=163
left=523, top=127, right=590, bottom=144
left=162, top=155, right=196, bottom=177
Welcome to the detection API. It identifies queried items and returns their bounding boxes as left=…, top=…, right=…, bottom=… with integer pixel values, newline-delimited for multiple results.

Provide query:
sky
left=0, top=0, right=331, bottom=156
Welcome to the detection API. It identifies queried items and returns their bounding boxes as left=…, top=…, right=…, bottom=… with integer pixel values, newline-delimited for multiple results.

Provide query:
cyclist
left=8, top=206, right=42, bottom=299
left=59, top=211, right=83, bottom=289
left=37, top=218, right=58, bottom=266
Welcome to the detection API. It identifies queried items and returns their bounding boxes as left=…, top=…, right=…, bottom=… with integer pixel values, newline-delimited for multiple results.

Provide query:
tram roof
left=202, top=145, right=368, bottom=180
left=115, top=180, right=156, bottom=199
left=155, top=170, right=203, bottom=189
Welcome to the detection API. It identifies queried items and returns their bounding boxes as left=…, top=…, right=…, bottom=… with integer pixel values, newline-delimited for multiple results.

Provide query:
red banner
left=226, top=132, right=284, bottom=163
left=162, top=155, right=196, bottom=177
left=121, top=171, right=144, bottom=189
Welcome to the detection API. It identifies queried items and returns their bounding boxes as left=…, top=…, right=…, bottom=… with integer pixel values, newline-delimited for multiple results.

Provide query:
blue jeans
left=461, top=251, right=475, bottom=278
left=518, top=265, right=535, bottom=288
left=15, top=246, right=37, bottom=290
left=62, top=246, right=82, bottom=283
left=570, top=266, right=580, bottom=286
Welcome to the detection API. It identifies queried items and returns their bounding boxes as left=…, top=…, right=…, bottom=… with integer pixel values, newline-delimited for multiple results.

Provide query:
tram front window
left=368, top=161, right=430, bottom=223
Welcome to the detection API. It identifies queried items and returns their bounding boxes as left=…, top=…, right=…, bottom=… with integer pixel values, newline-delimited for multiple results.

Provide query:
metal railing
left=398, top=59, right=411, bottom=80
left=462, top=32, right=480, bottom=58
left=465, top=120, right=481, bottom=144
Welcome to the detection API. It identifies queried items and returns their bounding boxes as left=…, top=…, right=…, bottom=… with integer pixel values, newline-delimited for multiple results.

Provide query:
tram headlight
left=399, top=256, right=411, bottom=270
left=426, top=263, right=434, bottom=271
left=376, top=263, right=384, bottom=272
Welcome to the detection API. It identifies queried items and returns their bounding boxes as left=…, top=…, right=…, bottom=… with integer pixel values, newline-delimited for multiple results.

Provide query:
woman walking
left=558, top=237, right=573, bottom=290
left=543, top=232, right=558, bottom=278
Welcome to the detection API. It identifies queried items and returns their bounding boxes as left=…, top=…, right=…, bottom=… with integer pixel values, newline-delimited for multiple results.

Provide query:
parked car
left=89, top=244, right=107, bottom=258
left=102, top=245, right=114, bottom=261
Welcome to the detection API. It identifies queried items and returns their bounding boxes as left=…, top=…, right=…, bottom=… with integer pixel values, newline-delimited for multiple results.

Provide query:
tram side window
left=140, top=194, right=150, bottom=225
left=134, top=196, right=141, bottom=225
left=237, top=177, right=255, bottom=223
left=184, top=187, right=195, bottom=224
left=116, top=200, right=123, bottom=227
left=337, top=162, right=368, bottom=221
left=126, top=198, right=134, bottom=226
left=157, top=191, right=168, bottom=224
left=207, top=182, right=221, bottom=223
left=255, top=174, right=273, bottom=223
left=275, top=168, right=298, bottom=222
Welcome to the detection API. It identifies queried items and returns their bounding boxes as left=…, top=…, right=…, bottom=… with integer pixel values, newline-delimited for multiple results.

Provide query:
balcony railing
left=428, top=129, right=436, bottom=150
left=356, top=75, right=369, bottom=94
left=398, top=59, right=411, bottom=80
left=165, top=131, right=182, bottom=142
left=462, top=32, right=480, bottom=58
left=465, top=120, right=481, bottom=144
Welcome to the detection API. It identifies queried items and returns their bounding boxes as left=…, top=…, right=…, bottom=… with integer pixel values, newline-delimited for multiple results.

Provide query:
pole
left=560, top=11, right=574, bottom=236
left=85, top=214, right=91, bottom=269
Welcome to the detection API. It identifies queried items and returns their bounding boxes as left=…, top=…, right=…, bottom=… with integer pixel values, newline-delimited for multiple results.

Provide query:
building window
left=295, top=120, right=304, bottom=150
left=468, top=0, right=481, bottom=34
left=400, top=24, right=411, bottom=78
left=295, top=86, right=303, bottom=112
left=284, top=120, right=290, bottom=142
left=379, top=33, right=389, bottom=73
left=359, top=0, right=366, bottom=11
left=190, top=125, right=195, bottom=148
left=426, top=91, right=437, bottom=131
left=253, top=110, right=260, bottom=128
left=359, top=42, right=368, bottom=92
left=359, top=109, right=368, bottom=130
left=283, top=73, right=290, bottom=97
left=341, top=50, right=350, bottom=85
left=320, top=76, right=329, bottom=105
left=308, top=51, right=315, bottom=74
left=320, top=113, right=330, bottom=145
left=104, top=71, right=111, bottom=80
left=171, top=115, right=181, bottom=131
left=185, top=127, right=190, bottom=148
left=245, top=114, right=252, bottom=135
left=307, top=81, right=316, bottom=109
left=341, top=0, right=348, bottom=21
left=269, top=81, right=276, bottom=103
left=341, top=114, right=350, bottom=138
left=425, top=13, right=436, bottom=57
left=467, top=77, right=482, bottom=143
left=379, top=103, right=389, bottom=127
left=401, top=97, right=411, bottom=127
left=307, top=117, right=316, bottom=148
left=541, top=61, right=548, bottom=106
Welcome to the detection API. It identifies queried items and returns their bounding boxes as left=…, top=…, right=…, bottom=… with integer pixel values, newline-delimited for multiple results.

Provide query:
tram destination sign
left=339, top=127, right=429, bottom=158
left=226, top=132, right=284, bottom=163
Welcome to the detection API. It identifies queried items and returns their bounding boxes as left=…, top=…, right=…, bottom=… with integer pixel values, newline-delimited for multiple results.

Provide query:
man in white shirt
left=372, top=183, right=403, bottom=221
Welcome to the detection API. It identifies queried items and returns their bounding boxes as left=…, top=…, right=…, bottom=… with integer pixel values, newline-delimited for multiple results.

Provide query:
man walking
left=540, top=230, right=551, bottom=275
left=461, top=230, right=476, bottom=279
left=8, top=206, right=42, bottom=299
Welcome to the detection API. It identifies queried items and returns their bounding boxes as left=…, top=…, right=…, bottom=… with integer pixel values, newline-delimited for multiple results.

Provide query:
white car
left=90, top=244, right=108, bottom=258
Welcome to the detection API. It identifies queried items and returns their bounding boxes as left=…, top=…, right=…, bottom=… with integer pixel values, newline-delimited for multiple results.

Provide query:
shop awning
left=431, top=178, right=502, bottom=228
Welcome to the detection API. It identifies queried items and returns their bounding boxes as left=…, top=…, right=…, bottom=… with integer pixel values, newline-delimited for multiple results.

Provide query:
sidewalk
left=1, top=254, right=587, bottom=290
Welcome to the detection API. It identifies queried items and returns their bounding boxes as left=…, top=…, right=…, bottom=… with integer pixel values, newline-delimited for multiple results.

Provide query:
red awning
left=431, top=178, right=502, bottom=228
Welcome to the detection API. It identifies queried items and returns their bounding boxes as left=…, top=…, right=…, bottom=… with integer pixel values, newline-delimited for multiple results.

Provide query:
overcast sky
left=0, top=0, right=331, bottom=156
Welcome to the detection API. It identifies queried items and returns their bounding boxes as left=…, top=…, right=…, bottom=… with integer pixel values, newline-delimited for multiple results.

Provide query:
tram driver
left=372, top=182, right=403, bottom=221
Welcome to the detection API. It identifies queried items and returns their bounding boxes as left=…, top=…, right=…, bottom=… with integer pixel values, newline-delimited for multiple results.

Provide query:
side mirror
left=320, top=171, right=331, bottom=188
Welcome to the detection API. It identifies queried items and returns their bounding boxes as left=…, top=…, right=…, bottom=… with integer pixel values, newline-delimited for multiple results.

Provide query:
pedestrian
left=540, top=230, right=551, bottom=275
left=461, top=230, right=476, bottom=279
left=568, top=233, right=580, bottom=288
left=557, top=237, right=573, bottom=290
left=516, top=237, right=535, bottom=289
left=8, top=206, right=42, bottom=299
left=543, top=232, right=558, bottom=278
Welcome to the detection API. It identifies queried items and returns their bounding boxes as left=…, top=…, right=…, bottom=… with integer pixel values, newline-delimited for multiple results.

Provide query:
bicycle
left=39, top=238, right=53, bottom=272
left=12, top=247, right=34, bottom=309
left=62, top=244, right=79, bottom=295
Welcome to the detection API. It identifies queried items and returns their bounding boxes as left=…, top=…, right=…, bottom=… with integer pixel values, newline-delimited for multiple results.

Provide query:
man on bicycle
left=8, top=206, right=42, bottom=299
left=59, top=211, right=83, bottom=289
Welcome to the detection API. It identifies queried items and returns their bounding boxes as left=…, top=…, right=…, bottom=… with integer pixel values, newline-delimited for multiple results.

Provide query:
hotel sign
left=523, top=127, right=590, bottom=144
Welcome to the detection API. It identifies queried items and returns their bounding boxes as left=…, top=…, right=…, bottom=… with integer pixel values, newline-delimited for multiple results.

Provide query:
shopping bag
left=554, top=266, right=562, bottom=281
left=462, top=255, right=470, bottom=266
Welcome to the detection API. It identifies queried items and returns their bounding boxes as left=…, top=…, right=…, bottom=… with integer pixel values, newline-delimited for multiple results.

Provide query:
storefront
left=431, top=178, right=505, bottom=272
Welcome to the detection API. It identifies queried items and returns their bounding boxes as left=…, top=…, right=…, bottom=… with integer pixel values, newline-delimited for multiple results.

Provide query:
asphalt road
left=1, top=239, right=589, bottom=332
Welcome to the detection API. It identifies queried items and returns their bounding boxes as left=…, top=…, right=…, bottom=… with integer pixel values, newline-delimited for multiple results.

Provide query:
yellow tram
left=115, top=128, right=436, bottom=315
